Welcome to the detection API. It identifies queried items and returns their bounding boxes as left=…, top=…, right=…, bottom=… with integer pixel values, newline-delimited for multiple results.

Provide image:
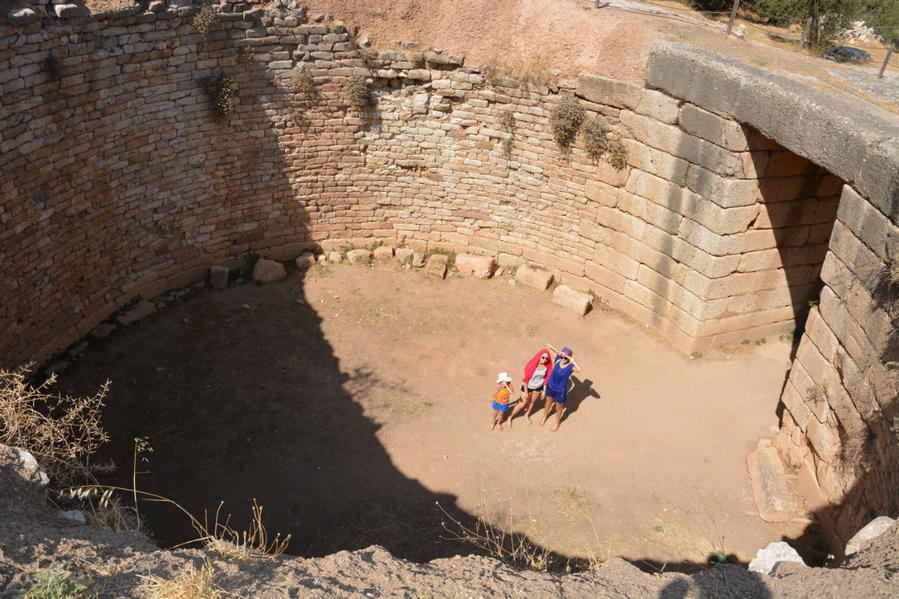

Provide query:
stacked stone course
left=2, top=6, right=896, bottom=556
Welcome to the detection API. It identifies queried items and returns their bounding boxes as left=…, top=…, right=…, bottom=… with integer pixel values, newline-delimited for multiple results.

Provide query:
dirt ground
left=55, top=261, right=810, bottom=568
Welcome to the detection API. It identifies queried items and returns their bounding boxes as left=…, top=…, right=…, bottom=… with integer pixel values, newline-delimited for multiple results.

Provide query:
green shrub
left=582, top=117, right=608, bottom=158
left=24, top=563, right=86, bottom=599
left=606, top=138, right=628, bottom=170
left=549, top=94, right=584, bottom=148
left=501, top=135, right=513, bottom=158
left=193, top=4, right=217, bottom=35
left=343, top=75, right=370, bottom=109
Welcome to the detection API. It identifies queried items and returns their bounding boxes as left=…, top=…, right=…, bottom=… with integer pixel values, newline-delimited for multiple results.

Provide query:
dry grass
left=198, top=499, right=291, bottom=563
left=142, top=559, right=232, bottom=599
left=290, top=69, right=314, bottom=95
left=0, top=366, right=109, bottom=487
left=436, top=502, right=552, bottom=571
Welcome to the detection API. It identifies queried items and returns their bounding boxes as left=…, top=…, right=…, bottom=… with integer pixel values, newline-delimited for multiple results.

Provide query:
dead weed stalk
left=142, top=558, right=235, bottom=599
left=0, top=365, right=109, bottom=487
left=436, top=502, right=552, bottom=571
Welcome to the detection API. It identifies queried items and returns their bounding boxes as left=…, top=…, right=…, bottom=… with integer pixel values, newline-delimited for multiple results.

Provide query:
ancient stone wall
left=2, top=4, right=842, bottom=366
left=646, top=42, right=898, bottom=557
left=2, top=6, right=895, bottom=553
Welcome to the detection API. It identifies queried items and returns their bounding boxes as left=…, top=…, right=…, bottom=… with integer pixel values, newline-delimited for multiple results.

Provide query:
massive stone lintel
left=646, top=41, right=899, bottom=221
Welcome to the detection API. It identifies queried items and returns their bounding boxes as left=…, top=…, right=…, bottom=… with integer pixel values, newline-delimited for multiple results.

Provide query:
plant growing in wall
left=199, top=73, right=234, bottom=122
left=499, top=109, right=515, bottom=159
left=291, top=69, right=315, bottom=96
left=582, top=117, right=608, bottom=160
left=40, top=53, right=62, bottom=81
left=193, top=3, right=218, bottom=36
left=549, top=94, right=584, bottom=149
left=606, top=138, right=628, bottom=171
left=343, top=75, right=370, bottom=110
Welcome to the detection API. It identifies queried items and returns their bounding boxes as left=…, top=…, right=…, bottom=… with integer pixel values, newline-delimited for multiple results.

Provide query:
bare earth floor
left=57, top=262, right=809, bottom=568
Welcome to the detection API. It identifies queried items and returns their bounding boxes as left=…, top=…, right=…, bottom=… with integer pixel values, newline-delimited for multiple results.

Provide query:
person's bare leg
left=540, top=396, right=553, bottom=426
left=508, top=390, right=528, bottom=424
left=523, top=391, right=538, bottom=423
left=551, top=403, right=564, bottom=432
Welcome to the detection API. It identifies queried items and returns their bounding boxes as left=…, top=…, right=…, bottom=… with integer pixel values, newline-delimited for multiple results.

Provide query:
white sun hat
left=496, top=372, right=512, bottom=383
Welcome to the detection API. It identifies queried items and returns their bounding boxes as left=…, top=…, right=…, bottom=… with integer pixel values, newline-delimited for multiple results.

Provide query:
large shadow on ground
left=58, top=278, right=476, bottom=560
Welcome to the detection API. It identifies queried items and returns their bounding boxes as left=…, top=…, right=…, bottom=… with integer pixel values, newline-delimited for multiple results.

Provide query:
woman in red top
left=507, top=347, right=553, bottom=426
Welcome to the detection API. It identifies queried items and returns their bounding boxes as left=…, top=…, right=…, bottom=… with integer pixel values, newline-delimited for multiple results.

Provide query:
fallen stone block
left=346, top=249, right=372, bottom=265
left=455, top=254, right=495, bottom=278
left=412, top=252, right=427, bottom=267
left=747, top=442, right=799, bottom=522
left=748, top=541, right=806, bottom=575
left=373, top=246, right=394, bottom=262
left=117, top=300, right=157, bottom=326
left=425, top=254, right=447, bottom=279
left=210, top=265, right=230, bottom=289
left=295, top=252, right=316, bottom=270
left=328, top=251, right=342, bottom=263
left=89, top=323, right=116, bottom=340
left=552, top=285, right=592, bottom=316
left=252, top=258, right=287, bottom=283
left=845, top=516, right=896, bottom=556
left=395, top=248, right=414, bottom=265
left=515, top=265, right=554, bottom=291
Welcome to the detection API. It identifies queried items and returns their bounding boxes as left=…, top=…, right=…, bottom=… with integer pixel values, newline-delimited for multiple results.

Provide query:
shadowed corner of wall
left=786, top=262, right=899, bottom=566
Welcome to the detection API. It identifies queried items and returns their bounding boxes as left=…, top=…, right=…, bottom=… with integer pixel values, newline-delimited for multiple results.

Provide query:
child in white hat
left=490, top=372, right=514, bottom=432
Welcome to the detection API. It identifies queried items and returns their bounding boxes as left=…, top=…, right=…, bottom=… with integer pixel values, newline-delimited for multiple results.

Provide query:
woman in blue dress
left=539, top=344, right=581, bottom=432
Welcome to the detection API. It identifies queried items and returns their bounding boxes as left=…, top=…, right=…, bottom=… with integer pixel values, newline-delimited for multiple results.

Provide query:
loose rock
left=295, top=252, right=316, bottom=270
left=117, top=300, right=157, bottom=326
left=552, top=285, right=592, bottom=315
left=748, top=541, right=805, bottom=575
left=515, top=264, right=554, bottom=291
left=455, top=254, right=495, bottom=278
left=210, top=265, right=230, bottom=289
left=346, top=249, right=372, bottom=265
left=252, top=258, right=287, bottom=283
left=425, top=254, right=448, bottom=279
left=845, top=516, right=896, bottom=556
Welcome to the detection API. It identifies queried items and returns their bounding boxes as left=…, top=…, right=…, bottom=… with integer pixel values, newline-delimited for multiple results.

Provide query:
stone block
left=89, top=323, right=116, bottom=340
left=806, top=418, right=841, bottom=465
left=747, top=442, right=799, bottom=522
left=373, top=246, right=394, bottom=261
left=53, top=3, right=89, bottom=18
left=117, top=300, right=157, bottom=326
left=836, top=185, right=898, bottom=263
left=622, top=142, right=689, bottom=185
left=346, top=249, right=372, bottom=265
left=645, top=41, right=899, bottom=218
left=748, top=542, right=806, bottom=575
left=552, top=285, right=592, bottom=316
left=395, top=247, right=414, bottom=264
left=295, top=251, right=316, bottom=269
left=845, top=516, right=896, bottom=556
left=634, top=89, right=680, bottom=124
left=595, top=243, right=639, bottom=280
left=210, top=265, right=230, bottom=289
left=252, top=258, right=287, bottom=283
left=328, top=251, right=342, bottom=263
left=584, top=180, right=619, bottom=206
left=679, top=103, right=749, bottom=151
left=424, top=254, right=447, bottom=279
left=455, top=254, right=495, bottom=278
left=685, top=164, right=760, bottom=208
left=412, top=252, right=427, bottom=267
left=515, top=264, right=554, bottom=291
left=7, top=7, right=38, bottom=25
left=577, top=73, right=642, bottom=110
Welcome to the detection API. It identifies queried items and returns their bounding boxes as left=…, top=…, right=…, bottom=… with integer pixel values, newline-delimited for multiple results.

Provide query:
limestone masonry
left=1, top=0, right=896, bottom=560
